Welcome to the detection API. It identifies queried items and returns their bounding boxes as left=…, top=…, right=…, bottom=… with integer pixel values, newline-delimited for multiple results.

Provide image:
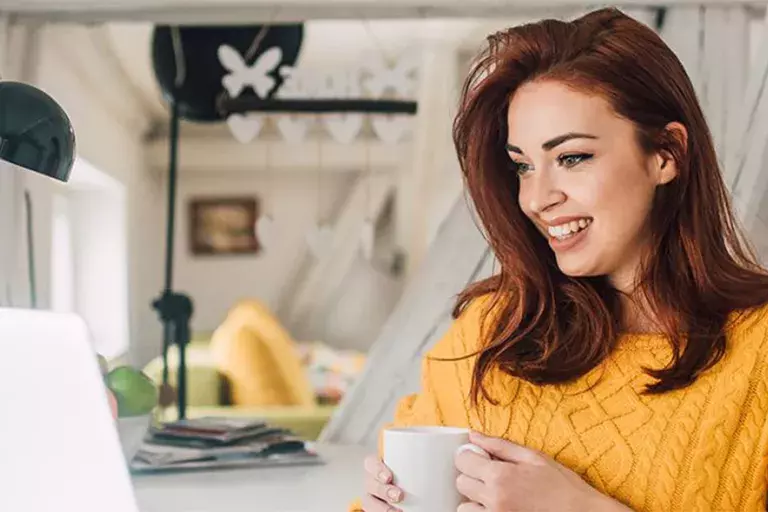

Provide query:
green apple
left=106, top=366, right=159, bottom=417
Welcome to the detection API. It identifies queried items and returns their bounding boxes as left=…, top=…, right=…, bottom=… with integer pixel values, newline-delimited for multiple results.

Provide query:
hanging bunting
left=226, top=113, right=263, bottom=143
left=275, top=66, right=314, bottom=143
left=321, top=69, right=365, bottom=144
left=363, top=53, right=420, bottom=144
left=219, top=44, right=281, bottom=143
left=217, top=45, right=420, bottom=145
left=219, top=45, right=283, bottom=98
left=306, top=139, right=334, bottom=259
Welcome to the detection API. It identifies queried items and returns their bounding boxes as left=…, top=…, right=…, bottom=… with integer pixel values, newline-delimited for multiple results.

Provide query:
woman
left=358, top=7, right=768, bottom=512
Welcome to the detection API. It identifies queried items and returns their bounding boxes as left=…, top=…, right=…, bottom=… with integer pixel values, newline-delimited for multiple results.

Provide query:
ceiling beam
left=7, top=0, right=763, bottom=24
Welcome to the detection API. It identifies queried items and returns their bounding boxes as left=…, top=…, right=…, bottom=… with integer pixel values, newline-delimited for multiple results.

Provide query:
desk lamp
left=0, top=81, right=75, bottom=182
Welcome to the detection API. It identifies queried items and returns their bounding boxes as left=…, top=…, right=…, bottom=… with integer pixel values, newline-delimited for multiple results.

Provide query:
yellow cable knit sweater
left=350, top=298, right=768, bottom=511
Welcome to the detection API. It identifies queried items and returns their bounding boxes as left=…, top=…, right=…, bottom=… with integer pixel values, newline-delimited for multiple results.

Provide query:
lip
left=542, top=215, right=593, bottom=227
left=547, top=221, right=591, bottom=252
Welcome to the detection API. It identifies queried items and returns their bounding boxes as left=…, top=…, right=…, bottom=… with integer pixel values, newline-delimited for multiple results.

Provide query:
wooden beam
left=721, top=7, right=750, bottom=168
left=727, top=12, right=768, bottom=231
left=697, top=7, right=750, bottom=164
left=401, top=43, right=460, bottom=277
left=320, top=196, right=493, bottom=448
left=8, top=0, right=764, bottom=24
left=146, top=135, right=407, bottom=174
left=660, top=7, right=751, bottom=185
left=283, top=172, right=395, bottom=337
left=660, top=7, right=706, bottom=105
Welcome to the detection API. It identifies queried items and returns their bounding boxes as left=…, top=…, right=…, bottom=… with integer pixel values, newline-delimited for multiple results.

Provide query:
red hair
left=451, top=7, right=768, bottom=403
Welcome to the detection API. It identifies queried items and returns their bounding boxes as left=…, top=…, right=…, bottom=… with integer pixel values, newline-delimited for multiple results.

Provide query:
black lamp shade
left=0, top=82, right=75, bottom=182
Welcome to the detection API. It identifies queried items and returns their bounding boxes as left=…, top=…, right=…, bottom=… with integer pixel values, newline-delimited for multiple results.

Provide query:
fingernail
left=387, top=487, right=403, bottom=502
left=378, top=470, right=391, bottom=483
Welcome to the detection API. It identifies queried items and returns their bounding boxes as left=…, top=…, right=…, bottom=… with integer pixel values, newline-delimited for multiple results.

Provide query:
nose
left=523, top=170, right=566, bottom=214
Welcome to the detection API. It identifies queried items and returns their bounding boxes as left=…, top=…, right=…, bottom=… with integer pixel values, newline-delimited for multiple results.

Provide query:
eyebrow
left=505, top=132, right=598, bottom=154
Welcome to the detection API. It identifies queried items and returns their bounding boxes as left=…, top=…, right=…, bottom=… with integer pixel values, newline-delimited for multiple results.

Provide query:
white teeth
left=547, top=218, right=591, bottom=239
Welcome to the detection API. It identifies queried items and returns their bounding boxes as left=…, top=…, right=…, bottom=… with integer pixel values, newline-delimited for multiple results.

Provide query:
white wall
left=173, top=171, right=355, bottom=334
left=69, top=184, right=130, bottom=358
left=16, top=24, right=165, bottom=367
left=320, top=254, right=404, bottom=351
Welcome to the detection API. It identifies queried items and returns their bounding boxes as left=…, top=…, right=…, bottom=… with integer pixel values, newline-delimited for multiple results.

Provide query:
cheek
left=517, top=184, right=531, bottom=218
left=587, top=177, right=656, bottom=243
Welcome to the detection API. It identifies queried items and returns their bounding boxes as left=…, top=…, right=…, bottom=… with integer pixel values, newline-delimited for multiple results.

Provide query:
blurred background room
left=3, top=1, right=768, bottom=448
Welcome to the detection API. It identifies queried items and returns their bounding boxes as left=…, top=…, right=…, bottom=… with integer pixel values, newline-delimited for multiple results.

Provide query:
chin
left=554, top=256, right=602, bottom=278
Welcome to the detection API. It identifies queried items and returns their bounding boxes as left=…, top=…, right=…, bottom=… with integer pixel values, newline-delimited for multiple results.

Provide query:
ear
left=653, top=121, right=687, bottom=185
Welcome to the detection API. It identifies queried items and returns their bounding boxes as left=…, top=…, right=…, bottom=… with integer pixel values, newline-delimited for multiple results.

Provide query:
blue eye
left=558, top=153, right=593, bottom=168
left=512, top=161, right=533, bottom=176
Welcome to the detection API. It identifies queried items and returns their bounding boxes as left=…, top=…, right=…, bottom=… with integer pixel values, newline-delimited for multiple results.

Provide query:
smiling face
left=508, top=80, right=678, bottom=291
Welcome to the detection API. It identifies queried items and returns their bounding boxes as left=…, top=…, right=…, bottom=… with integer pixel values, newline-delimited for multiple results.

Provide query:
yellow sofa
left=142, top=299, right=339, bottom=441
left=143, top=342, right=335, bottom=441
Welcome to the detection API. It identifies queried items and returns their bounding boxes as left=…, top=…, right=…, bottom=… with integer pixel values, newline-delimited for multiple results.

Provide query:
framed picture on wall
left=189, top=197, right=260, bottom=255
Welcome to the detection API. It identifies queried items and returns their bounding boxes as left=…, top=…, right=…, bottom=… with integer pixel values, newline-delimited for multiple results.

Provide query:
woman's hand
left=454, top=432, right=633, bottom=512
left=362, top=454, right=404, bottom=511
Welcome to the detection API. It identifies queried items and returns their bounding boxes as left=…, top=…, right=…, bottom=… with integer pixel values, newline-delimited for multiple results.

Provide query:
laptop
left=0, top=308, right=140, bottom=512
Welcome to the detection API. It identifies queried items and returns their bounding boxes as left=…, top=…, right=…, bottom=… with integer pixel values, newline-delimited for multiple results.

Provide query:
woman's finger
left=361, top=493, right=401, bottom=512
left=365, top=474, right=404, bottom=503
left=364, top=455, right=393, bottom=484
left=455, top=449, right=493, bottom=480
left=456, top=473, right=485, bottom=504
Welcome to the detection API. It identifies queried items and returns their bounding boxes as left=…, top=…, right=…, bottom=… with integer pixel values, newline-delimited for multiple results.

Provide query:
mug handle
left=456, top=443, right=491, bottom=459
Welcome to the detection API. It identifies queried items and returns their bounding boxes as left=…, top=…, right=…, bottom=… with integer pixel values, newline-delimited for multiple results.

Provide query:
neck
left=618, top=290, right=661, bottom=334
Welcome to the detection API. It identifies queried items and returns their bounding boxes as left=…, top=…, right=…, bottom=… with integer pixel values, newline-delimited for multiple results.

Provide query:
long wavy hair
left=452, top=7, right=768, bottom=403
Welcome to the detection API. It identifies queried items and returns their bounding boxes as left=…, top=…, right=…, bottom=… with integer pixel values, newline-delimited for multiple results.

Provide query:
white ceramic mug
left=382, top=426, right=489, bottom=512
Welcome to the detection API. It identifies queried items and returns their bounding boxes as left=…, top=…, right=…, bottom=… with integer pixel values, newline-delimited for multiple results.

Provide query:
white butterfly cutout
left=362, top=52, right=421, bottom=98
left=361, top=54, right=419, bottom=144
left=219, top=45, right=284, bottom=99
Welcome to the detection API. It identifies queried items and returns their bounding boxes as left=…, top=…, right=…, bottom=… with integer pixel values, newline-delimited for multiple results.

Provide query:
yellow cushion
left=210, top=300, right=315, bottom=407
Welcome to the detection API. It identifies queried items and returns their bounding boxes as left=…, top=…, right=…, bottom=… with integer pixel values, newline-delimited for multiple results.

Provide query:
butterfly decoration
left=362, top=52, right=421, bottom=99
left=218, top=45, right=420, bottom=145
left=219, top=45, right=284, bottom=99
left=362, top=53, right=420, bottom=145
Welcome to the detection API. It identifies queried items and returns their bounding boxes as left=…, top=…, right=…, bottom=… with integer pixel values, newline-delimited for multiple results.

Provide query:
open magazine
left=129, top=417, right=324, bottom=473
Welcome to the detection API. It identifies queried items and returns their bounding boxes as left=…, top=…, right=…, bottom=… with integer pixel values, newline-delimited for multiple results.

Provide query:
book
left=149, top=417, right=272, bottom=445
left=129, top=417, right=324, bottom=473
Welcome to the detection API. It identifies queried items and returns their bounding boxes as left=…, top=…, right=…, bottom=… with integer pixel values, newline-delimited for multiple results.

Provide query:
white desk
left=132, top=444, right=368, bottom=512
